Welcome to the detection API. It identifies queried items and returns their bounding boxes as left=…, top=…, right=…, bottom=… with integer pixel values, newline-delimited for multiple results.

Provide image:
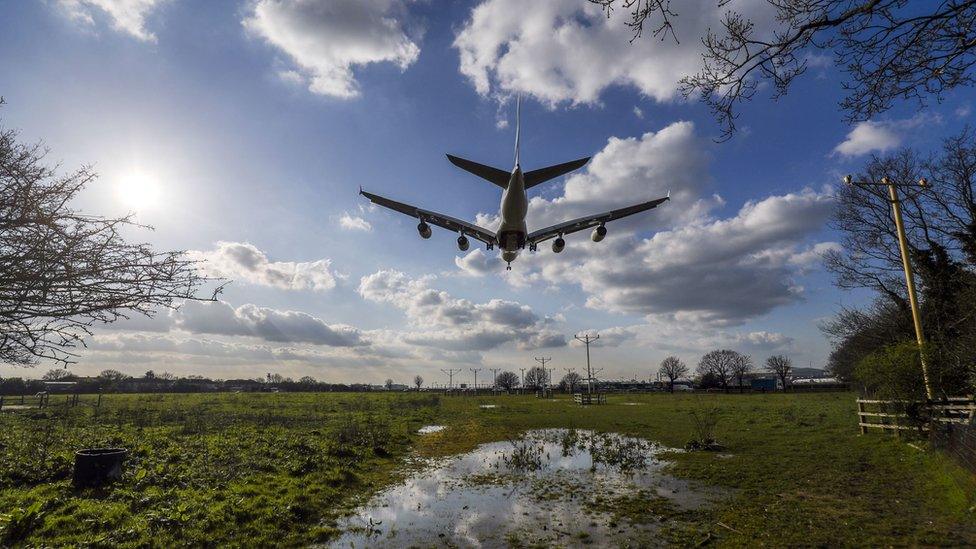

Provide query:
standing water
left=329, top=429, right=720, bottom=547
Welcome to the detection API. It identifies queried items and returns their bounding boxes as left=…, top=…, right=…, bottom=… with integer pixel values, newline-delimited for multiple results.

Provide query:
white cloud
left=465, top=121, right=836, bottom=327
left=633, top=106, right=644, bottom=119
left=956, top=104, right=971, bottom=118
left=56, top=0, right=166, bottom=42
left=454, top=0, right=772, bottom=106
left=243, top=0, right=420, bottom=98
left=339, top=213, right=372, bottom=232
left=173, top=300, right=366, bottom=347
left=833, top=113, right=941, bottom=157
left=567, top=187, right=836, bottom=326
left=455, top=248, right=503, bottom=276
left=833, top=121, right=902, bottom=157
left=358, top=269, right=565, bottom=351
left=476, top=121, right=714, bottom=237
left=189, top=241, right=337, bottom=292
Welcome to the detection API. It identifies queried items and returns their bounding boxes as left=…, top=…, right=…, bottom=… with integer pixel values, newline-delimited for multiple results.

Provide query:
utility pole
left=519, top=368, right=526, bottom=395
left=844, top=175, right=934, bottom=399
left=440, top=368, right=461, bottom=390
left=574, top=333, right=600, bottom=394
left=489, top=368, right=501, bottom=393
left=470, top=368, right=481, bottom=394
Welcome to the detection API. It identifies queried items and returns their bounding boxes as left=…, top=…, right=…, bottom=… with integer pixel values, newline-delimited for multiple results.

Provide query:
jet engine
left=552, top=237, right=565, bottom=253
left=591, top=225, right=607, bottom=242
left=417, top=221, right=432, bottom=239
left=457, top=235, right=470, bottom=251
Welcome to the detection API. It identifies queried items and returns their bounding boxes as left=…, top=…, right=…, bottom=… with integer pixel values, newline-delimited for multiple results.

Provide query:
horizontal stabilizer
left=446, top=154, right=510, bottom=189
left=524, top=156, right=590, bottom=189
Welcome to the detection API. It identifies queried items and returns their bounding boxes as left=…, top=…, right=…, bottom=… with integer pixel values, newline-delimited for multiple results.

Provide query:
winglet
left=359, top=185, right=365, bottom=196
left=666, top=189, right=671, bottom=199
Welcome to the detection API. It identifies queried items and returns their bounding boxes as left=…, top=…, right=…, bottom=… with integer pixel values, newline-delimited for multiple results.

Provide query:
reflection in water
left=330, top=429, right=716, bottom=548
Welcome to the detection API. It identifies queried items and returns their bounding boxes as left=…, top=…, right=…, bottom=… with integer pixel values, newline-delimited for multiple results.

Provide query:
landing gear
left=506, top=262, right=512, bottom=271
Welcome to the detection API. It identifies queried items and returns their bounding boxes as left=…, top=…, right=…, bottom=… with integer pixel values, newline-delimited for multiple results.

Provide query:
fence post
left=857, top=400, right=867, bottom=435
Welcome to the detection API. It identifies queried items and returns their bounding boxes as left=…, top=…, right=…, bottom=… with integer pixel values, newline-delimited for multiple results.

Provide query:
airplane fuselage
left=497, top=166, right=528, bottom=264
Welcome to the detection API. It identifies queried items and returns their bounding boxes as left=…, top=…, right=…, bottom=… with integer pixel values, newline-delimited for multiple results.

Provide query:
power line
left=469, top=368, right=481, bottom=393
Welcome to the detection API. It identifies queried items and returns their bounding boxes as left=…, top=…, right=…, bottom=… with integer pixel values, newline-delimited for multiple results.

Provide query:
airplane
left=359, top=97, right=670, bottom=270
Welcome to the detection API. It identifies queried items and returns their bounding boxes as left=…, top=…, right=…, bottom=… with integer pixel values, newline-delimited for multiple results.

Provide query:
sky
left=2, top=0, right=973, bottom=384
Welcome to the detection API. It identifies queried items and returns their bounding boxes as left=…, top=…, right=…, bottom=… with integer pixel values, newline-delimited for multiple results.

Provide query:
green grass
left=1, top=391, right=974, bottom=547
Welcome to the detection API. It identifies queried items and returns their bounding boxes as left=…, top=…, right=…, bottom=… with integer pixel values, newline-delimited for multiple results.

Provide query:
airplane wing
left=527, top=195, right=670, bottom=244
left=360, top=189, right=497, bottom=246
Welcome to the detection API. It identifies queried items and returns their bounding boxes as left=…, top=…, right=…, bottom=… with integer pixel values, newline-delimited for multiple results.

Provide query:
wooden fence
left=857, top=397, right=975, bottom=434
left=573, top=393, right=607, bottom=405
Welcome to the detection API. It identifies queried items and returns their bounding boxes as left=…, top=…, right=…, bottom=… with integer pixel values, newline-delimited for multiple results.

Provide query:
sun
left=116, top=171, right=162, bottom=211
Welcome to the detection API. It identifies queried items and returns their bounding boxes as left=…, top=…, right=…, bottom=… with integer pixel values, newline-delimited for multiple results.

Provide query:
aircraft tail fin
left=523, top=156, right=591, bottom=189
left=514, top=94, right=521, bottom=167
left=446, top=154, right=510, bottom=189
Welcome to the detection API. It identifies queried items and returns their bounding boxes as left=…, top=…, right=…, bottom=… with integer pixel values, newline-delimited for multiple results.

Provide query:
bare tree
left=41, top=368, right=73, bottom=381
left=731, top=354, right=753, bottom=393
left=414, top=375, right=424, bottom=390
left=697, top=349, right=739, bottom=393
left=384, top=378, right=395, bottom=390
left=98, top=369, right=130, bottom=382
left=0, top=119, right=220, bottom=367
left=299, top=375, right=316, bottom=386
left=765, top=355, right=793, bottom=391
left=592, top=1, right=976, bottom=139
left=559, top=371, right=583, bottom=393
left=823, top=131, right=976, bottom=387
left=524, top=366, right=549, bottom=390
left=496, top=370, right=519, bottom=392
left=658, top=356, right=688, bottom=393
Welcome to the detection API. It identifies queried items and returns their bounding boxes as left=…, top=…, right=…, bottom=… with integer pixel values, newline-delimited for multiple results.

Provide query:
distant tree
left=524, top=367, right=549, bottom=390
left=267, top=373, right=284, bottom=384
left=594, top=1, right=976, bottom=139
left=158, top=372, right=176, bottom=381
left=98, top=369, right=130, bottom=382
left=144, top=370, right=156, bottom=380
left=658, top=356, right=688, bottom=393
left=496, top=370, right=519, bottom=392
left=414, top=375, right=424, bottom=390
left=0, top=117, right=220, bottom=367
left=766, top=355, right=793, bottom=391
left=299, top=375, right=316, bottom=386
left=697, top=350, right=739, bottom=393
left=0, top=377, right=27, bottom=395
left=42, top=368, right=73, bottom=381
left=731, top=354, right=753, bottom=393
left=559, top=371, right=583, bottom=393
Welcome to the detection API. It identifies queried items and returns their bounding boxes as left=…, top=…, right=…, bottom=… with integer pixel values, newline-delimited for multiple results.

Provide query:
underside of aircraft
left=360, top=97, right=669, bottom=270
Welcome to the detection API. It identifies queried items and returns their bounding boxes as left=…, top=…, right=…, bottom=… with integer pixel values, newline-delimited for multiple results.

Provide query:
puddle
left=479, top=404, right=498, bottom=409
left=418, top=425, right=446, bottom=434
left=330, top=429, right=720, bottom=547
left=622, top=402, right=644, bottom=406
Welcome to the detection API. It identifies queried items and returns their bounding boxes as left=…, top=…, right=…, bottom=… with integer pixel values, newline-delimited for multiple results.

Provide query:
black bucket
left=73, top=448, right=127, bottom=488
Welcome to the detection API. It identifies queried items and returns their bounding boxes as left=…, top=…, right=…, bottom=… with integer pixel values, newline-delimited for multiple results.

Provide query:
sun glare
left=116, top=171, right=162, bottom=211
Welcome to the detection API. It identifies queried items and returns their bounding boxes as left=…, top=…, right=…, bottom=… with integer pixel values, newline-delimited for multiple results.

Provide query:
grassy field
left=1, top=391, right=974, bottom=546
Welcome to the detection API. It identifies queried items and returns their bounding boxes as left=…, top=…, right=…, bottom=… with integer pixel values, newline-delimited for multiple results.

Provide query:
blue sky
left=2, top=0, right=973, bottom=384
